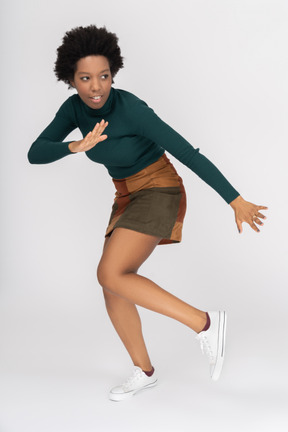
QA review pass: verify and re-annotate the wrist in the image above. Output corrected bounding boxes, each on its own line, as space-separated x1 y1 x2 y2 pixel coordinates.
68 141 78 153
229 195 244 209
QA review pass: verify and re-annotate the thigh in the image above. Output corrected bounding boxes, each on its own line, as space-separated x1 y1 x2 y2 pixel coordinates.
102 234 111 253
98 227 162 277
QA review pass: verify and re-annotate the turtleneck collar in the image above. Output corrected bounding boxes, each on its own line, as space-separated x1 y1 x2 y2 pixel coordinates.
80 87 115 116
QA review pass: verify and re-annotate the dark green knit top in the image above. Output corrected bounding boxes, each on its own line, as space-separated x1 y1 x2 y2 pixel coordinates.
27 87 240 204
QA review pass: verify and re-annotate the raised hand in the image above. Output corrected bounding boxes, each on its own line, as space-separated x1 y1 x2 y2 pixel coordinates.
69 119 109 153
229 195 268 234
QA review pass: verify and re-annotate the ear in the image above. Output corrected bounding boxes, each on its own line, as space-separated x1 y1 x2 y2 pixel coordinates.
69 80 75 88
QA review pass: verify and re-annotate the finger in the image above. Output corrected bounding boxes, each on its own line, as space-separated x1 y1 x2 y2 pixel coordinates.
92 122 100 132
256 212 267 219
93 119 107 130
254 217 264 226
84 132 99 147
81 131 92 145
98 134 108 142
96 126 107 137
92 120 107 136
89 124 100 138
237 221 243 234
92 120 105 134
84 131 95 142
250 222 260 233
97 120 108 135
102 120 109 129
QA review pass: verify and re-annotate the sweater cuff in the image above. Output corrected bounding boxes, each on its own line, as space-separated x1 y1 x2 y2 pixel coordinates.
226 191 241 205
66 141 77 154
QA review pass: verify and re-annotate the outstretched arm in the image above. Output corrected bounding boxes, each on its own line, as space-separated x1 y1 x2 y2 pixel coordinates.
130 99 240 205
130 98 268 233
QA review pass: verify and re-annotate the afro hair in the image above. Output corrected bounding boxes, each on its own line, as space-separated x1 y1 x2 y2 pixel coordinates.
54 25 124 87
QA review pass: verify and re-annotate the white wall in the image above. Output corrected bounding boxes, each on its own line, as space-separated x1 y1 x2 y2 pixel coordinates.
0 1 287 431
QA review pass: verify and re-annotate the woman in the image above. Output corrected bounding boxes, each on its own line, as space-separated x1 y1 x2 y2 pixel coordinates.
27 25 268 402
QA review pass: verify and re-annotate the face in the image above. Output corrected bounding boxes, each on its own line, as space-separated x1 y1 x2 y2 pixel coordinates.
70 55 112 109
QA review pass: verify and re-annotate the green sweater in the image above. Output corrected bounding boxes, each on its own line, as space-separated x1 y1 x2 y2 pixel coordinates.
27 87 240 204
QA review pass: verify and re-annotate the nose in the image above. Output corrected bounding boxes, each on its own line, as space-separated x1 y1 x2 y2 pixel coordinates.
90 78 101 92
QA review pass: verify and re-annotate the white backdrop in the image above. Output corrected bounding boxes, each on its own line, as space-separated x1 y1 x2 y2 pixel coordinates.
0 0 287 431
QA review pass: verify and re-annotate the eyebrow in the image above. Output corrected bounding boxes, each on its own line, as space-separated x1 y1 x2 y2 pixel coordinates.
77 69 110 74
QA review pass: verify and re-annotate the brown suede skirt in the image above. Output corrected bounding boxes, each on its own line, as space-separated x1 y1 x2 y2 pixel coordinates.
105 153 187 245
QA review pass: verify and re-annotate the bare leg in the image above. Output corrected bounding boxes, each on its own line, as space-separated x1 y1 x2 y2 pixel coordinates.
97 228 207 369
101 235 153 371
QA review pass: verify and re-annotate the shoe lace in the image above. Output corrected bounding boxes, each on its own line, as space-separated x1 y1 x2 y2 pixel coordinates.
197 334 214 362
123 368 143 388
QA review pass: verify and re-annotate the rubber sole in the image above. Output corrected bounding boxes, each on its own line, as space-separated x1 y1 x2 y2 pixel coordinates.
109 379 158 401
211 311 227 381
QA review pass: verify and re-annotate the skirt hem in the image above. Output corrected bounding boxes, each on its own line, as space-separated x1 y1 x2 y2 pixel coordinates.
105 225 181 245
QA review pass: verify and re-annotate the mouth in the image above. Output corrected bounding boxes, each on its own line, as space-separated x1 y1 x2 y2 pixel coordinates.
90 95 103 103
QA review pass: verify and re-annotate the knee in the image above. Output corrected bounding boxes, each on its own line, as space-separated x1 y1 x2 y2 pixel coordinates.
97 260 136 295
97 261 113 289
97 259 125 291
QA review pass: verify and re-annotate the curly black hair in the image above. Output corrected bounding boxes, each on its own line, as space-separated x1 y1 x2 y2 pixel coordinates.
54 25 124 87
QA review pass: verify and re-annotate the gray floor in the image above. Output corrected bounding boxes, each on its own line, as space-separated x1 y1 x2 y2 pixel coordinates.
0 304 287 432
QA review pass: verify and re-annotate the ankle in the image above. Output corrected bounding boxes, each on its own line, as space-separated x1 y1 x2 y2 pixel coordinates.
142 366 155 377
196 312 210 334
134 363 154 375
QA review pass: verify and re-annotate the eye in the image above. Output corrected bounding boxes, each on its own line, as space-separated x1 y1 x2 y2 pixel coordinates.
80 76 89 81
101 74 109 80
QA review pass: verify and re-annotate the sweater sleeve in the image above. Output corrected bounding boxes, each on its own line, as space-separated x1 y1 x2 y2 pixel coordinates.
131 99 240 205
27 98 78 164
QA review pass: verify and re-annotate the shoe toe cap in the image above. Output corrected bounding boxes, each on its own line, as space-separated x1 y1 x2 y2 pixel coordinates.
110 386 124 395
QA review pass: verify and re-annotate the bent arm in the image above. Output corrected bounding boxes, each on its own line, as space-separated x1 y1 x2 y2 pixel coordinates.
131 99 240 205
27 113 77 164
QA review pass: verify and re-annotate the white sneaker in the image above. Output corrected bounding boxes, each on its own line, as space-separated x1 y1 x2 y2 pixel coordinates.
195 311 227 381
109 366 158 401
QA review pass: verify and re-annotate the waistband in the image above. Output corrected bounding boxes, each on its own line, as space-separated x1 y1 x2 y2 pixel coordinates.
112 153 183 197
